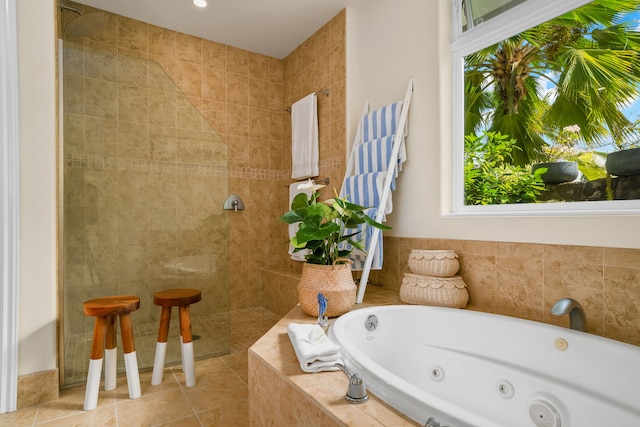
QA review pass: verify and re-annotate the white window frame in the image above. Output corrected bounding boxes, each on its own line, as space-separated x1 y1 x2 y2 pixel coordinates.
450 0 640 216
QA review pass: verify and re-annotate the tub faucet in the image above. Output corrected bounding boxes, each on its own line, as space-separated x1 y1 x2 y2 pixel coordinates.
551 298 587 332
334 362 368 403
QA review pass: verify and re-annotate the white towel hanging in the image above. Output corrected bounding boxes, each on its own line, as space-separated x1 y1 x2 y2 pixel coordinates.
291 93 319 179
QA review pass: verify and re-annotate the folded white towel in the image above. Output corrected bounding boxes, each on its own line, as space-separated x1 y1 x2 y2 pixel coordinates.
291 93 319 179
287 323 342 373
288 181 312 261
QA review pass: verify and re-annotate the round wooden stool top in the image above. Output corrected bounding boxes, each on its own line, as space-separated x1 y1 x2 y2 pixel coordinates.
153 288 201 307
83 296 140 317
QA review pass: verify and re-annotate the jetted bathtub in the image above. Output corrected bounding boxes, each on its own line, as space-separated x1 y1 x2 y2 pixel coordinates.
328 305 640 427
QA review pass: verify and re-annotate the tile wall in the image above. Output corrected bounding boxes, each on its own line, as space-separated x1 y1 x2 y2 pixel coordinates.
367 237 640 346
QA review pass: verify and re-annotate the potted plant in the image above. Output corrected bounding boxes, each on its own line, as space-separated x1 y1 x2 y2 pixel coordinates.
605 118 640 177
280 180 390 316
531 125 583 183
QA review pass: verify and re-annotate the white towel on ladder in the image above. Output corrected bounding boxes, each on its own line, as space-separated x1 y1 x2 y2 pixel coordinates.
291 93 319 179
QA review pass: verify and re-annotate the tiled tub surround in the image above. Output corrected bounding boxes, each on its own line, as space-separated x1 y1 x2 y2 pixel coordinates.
261 238 640 347
248 288 420 427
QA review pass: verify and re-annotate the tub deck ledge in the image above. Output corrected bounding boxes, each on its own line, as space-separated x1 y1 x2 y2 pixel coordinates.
248 288 418 426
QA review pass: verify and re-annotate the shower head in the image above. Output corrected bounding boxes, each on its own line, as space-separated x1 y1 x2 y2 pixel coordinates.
61 4 108 38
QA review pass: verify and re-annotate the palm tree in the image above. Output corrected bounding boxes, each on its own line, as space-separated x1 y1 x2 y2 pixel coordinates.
465 0 640 165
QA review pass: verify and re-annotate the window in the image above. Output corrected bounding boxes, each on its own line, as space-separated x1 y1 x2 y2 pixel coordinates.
451 0 640 215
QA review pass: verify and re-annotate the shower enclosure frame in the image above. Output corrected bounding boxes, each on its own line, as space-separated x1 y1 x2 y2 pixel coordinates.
57 24 232 386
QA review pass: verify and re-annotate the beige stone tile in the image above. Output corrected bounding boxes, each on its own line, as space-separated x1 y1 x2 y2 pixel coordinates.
117 16 147 53
118 85 149 125
149 89 177 127
202 40 226 70
198 400 249 427
0 405 37 426
544 244 603 264
201 67 225 101
158 415 202 427
226 72 249 106
604 266 640 345
148 25 176 57
221 351 249 384
177 94 204 131
495 241 544 258
84 40 118 82
269 57 283 83
85 117 118 156
604 247 640 268
226 104 249 137
85 78 117 120
176 32 202 64
495 257 544 321
117 121 150 159
36 385 114 423
116 388 193 426
184 372 248 413
118 54 149 88
249 109 270 141
543 260 604 333
279 378 321 426
176 60 202 98
36 404 117 426
226 46 249 75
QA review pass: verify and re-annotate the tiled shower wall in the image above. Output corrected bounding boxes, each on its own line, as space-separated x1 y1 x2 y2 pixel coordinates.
61 9 232 339
61 2 348 316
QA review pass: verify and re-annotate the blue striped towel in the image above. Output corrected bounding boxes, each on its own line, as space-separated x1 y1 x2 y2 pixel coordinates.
340 173 390 271
345 208 383 271
361 101 405 142
341 172 392 215
354 136 406 190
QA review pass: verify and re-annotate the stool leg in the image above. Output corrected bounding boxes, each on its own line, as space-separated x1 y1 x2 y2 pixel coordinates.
151 306 172 385
119 313 141 400
179 305 196 387
104 315 117 391
84 316 107 411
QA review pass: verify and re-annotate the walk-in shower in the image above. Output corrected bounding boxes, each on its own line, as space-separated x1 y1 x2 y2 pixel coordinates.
58 6 230 386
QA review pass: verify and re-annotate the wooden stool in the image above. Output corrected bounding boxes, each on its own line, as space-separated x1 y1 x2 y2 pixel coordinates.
151 288 202 387
82 296 141 411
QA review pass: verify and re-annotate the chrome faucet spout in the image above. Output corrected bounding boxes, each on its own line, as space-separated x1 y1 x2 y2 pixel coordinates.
334 362 368 404
551 298 587 332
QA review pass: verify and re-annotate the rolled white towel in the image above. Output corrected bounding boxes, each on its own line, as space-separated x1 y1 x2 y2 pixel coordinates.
287 323 342 373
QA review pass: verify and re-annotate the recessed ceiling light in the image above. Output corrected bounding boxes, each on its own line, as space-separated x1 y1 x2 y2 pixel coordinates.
193 0 207 7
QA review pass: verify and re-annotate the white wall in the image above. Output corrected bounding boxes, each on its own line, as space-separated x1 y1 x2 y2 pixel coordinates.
349 0 640 249
16 0 57 375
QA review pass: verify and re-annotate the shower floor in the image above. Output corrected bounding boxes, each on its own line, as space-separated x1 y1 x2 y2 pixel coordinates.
63 307 281 386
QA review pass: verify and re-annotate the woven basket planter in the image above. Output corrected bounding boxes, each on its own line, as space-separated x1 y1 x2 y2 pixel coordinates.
297 262 356 317
408 250 460 277
399 273 469 308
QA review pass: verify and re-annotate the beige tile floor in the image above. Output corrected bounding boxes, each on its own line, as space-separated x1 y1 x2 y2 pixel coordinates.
1 307 282 427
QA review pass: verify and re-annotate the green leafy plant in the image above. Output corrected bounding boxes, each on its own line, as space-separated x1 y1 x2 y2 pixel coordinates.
464 132 546 205
280 180 390 265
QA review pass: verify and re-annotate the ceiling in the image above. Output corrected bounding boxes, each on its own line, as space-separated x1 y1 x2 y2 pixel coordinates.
77 0 364 59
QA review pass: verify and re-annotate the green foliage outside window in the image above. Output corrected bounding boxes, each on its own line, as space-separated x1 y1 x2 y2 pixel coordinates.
464 132 546 205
